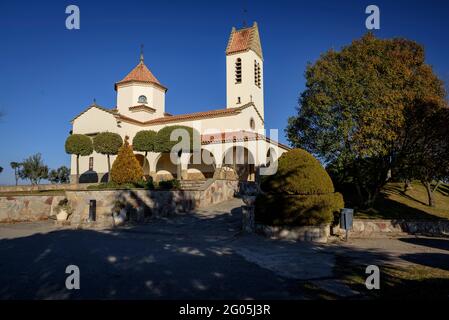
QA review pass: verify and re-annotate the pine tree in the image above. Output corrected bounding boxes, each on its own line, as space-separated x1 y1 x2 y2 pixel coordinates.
111 136 143 184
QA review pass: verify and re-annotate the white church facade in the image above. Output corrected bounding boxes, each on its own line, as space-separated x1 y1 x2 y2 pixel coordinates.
70 22 289 183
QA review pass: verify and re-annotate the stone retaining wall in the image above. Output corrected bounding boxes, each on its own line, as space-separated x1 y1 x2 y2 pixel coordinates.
0 179 239 225
333 219 449 237
66 179 239 228
0 183 95 193
0 195 66 222
256 224 330 243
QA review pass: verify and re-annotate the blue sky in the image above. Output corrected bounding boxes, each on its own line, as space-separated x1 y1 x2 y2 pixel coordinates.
0 0 448 185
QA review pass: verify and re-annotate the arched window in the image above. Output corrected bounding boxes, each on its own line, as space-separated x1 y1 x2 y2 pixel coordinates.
235 58 242 84
138 95 148 104
250 117 255 130
254 60 261 88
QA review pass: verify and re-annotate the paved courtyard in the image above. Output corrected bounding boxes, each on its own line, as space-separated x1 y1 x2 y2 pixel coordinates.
0 198 448 299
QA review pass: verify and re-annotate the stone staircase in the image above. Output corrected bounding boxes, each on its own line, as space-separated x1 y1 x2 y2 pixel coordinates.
179 180 208 190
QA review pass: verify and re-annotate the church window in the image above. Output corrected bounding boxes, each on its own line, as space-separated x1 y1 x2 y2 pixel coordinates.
138 95 148 104
254 60 261 88
237 97 241 104
250 118 255 130
89 157 94 171
235 58 242 83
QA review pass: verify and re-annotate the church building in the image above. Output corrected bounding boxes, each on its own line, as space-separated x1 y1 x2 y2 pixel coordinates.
70 22 289 183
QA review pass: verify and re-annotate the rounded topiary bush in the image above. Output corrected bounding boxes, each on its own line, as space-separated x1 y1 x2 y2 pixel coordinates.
261 148 334 195
256 148 344 226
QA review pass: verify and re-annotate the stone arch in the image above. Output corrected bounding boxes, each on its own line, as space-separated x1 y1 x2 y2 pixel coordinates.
222 146 256 181
188 149 216 180
155 153 177 181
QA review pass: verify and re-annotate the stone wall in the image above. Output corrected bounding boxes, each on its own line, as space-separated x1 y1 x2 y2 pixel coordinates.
63 179 239 228
0 179 238 226
0 183 95 193
255 224 330 243
0 195 66 223
333 219 449 238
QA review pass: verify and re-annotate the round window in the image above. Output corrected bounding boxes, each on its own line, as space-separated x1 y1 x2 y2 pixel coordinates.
138 95 147 104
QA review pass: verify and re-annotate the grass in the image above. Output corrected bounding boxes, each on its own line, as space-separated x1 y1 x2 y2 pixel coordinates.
355 181 449 220
333 256 449 299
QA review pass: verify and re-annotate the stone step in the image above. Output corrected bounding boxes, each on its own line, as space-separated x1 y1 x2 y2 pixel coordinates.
179 180 207 190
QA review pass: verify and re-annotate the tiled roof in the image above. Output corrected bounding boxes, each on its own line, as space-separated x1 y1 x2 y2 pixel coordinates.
129 104 156 113
115 61 167 91
226 22 263 59
201 130 290 150
70 103 117 123
117 102 260 125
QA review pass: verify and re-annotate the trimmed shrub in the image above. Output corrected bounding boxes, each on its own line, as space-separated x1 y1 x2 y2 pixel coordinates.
86 178 155 190
110 137 143 184
260 148 334 195
256 148 344 226
133 130 157 157
158 179 180 190
255 193 344 226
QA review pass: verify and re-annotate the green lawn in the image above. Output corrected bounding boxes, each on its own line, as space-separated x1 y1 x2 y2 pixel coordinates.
355 182 449 220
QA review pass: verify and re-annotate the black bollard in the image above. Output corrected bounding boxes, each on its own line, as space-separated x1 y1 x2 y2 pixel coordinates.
89 199 96 222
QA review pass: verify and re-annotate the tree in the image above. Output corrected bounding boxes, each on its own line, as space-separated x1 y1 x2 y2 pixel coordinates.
155 125 200 180
48 166 71 184
286 33 447 207
395 100 449 207
18 153 49 185
93 132 123 182
65 134 93 184
133 130 157 169
110 136 143 184
10 162 22 186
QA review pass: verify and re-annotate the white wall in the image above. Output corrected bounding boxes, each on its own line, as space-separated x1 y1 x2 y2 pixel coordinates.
116 82 166 121
226 50 264 120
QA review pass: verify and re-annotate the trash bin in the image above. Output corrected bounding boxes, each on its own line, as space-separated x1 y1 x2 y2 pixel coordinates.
340 208 354 230
340 208 353 241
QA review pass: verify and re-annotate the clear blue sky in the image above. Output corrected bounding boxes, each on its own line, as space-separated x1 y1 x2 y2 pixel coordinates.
0 0 448 185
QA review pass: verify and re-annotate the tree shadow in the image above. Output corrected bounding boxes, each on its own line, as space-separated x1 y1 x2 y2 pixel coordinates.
358 192 441 220
0 205 301 300
398 237 449 252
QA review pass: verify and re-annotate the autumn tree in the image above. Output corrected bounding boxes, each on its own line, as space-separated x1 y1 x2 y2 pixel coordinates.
111 136 143 184
286 33 447 207
65 134 93 184
395 100 449 207
93 132 123 182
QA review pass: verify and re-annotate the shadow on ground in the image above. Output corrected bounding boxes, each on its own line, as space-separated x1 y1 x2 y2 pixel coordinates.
1 198 449 300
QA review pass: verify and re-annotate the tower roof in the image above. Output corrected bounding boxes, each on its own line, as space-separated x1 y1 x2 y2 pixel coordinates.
115 60 167 91
226 22 263 59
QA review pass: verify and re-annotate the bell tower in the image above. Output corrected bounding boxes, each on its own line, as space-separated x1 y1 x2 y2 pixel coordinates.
225 22 264 120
